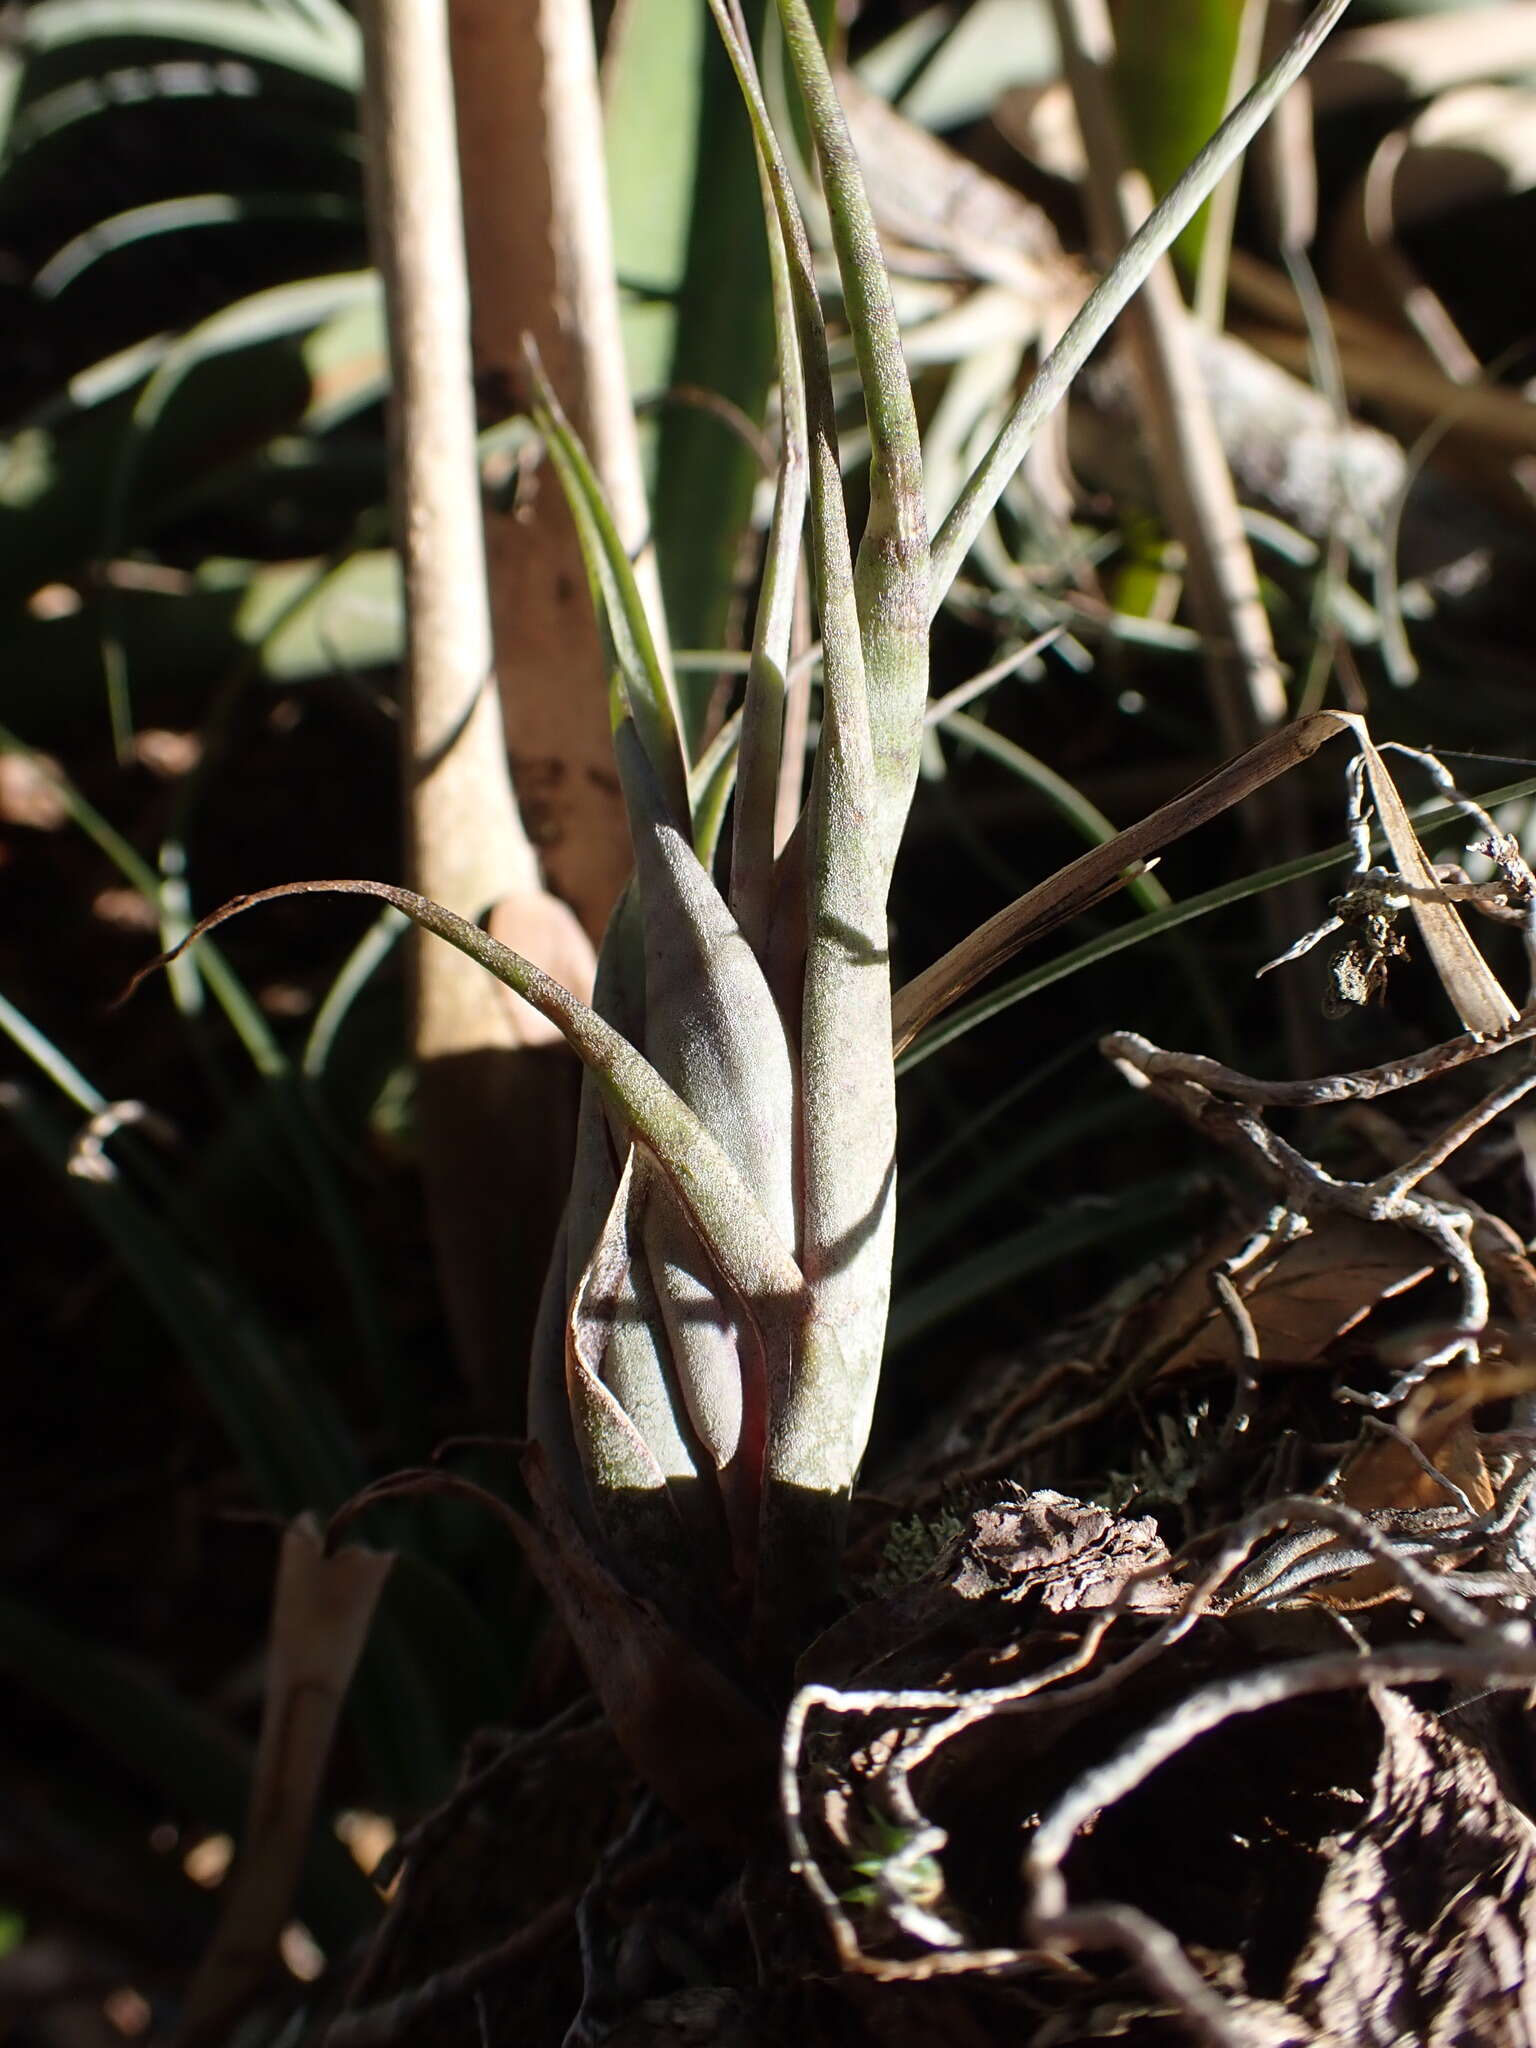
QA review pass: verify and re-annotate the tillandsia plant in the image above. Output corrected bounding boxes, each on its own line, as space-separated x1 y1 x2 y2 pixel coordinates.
139 0 1359 1826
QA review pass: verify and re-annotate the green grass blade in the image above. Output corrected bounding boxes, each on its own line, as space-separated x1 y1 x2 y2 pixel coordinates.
895 1097 1123 1275
0 985 104 1115
888 1171 1200 1350
302 903 409 1080
688 705 742 875
900 1029 1099 1203
19 0 361 95
34 191 362 298
939 711 1173 916
0 719 266 1042
1114 0 1248 286
0 723 405 1426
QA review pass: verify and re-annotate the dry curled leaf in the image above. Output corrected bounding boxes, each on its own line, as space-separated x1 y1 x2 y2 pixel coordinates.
1343 716 1518 1041
1312 5 1536 111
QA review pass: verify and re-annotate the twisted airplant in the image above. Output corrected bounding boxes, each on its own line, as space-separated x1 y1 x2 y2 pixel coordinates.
142 0 1354 1824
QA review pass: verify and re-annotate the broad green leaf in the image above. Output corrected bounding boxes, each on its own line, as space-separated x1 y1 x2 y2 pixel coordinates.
1113 0 1249 280
1 553 402 738
626 0 779 734
606 0 777 742
0 275 380 610
96 272 382 748
18 0 360 100
872 0 1058 127
605 0 706 405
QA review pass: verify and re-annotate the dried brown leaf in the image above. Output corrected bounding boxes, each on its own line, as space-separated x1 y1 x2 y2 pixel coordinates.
946 1489 1178 1614
177 1517 392 2047
1391 85 1536 227
1152 1216 1435 1376
516 1445 776 1848
1341 717 1518 1040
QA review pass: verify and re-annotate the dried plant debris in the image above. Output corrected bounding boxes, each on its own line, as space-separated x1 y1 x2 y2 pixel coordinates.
1283 1690 1536 2046
1256 739 1533 1036
944 1491 1178 1615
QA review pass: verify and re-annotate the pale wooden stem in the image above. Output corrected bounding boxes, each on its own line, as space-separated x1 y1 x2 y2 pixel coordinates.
361 0 579 1396
448 0 666 939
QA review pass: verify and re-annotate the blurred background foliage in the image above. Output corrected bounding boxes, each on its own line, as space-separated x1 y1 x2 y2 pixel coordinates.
4 0 1536 2039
